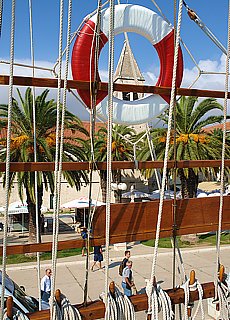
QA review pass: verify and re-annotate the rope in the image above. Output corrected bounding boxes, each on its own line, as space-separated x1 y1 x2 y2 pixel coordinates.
146 280 174 320
180 279 204 320
104 0 115 306
183 0 227 55
82 0 102 305
51 0 72 315
146 0 183 317
3 308 29 320
214 0 230 310
52 0 109 77
150 0 183 287
101 287 136 320
0 1 15 319
28 0 41 310
51 0 65 314
216 280 230 319
50 294 81 320
0 0 3 38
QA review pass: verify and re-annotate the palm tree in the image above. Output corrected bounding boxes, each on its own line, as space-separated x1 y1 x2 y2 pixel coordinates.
0 88 89 242
93 124 135 202
137 96 229 198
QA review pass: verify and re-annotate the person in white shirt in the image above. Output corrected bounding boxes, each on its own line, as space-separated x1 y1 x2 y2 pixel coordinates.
41 268 52 302
122 261 134 296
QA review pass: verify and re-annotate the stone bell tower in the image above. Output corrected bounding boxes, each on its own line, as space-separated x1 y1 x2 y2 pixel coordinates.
114 35 146 132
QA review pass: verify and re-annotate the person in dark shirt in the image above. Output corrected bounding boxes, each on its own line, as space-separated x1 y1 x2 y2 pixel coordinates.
91 245 103 271
119 250 131 276
122 250 131 268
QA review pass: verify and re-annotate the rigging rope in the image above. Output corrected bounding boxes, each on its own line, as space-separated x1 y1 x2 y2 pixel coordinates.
0 1 15 319
51 0 64 311
104 0 115 306
147 0 183 318
181 279 204 320
101 286 136 320
0 0 3 38
51 0 73 314
28 0 42 310
214 1 230 318
183 0 227 55
146 279 174 320
52 0 110 77
82 0 102 305
53 0 73 301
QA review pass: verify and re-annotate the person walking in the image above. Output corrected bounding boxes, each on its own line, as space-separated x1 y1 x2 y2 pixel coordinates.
122 260 134 297
91 245 103 271
41 268 52 302
119 250 130 276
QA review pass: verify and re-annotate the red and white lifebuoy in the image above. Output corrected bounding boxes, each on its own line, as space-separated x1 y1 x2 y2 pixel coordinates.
71 4 183 125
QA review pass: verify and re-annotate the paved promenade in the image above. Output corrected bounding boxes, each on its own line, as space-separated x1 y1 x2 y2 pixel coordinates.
5 240 230 319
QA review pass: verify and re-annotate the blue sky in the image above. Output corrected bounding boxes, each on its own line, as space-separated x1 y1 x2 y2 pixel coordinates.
0 0 229 119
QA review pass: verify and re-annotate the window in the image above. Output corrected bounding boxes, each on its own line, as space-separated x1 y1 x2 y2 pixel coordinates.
122 92 130 101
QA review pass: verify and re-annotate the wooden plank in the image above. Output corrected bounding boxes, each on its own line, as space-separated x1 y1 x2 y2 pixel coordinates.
0 239 85 256
92 196 230 243
0 160 229 173
27 282 215 320
1 75 230 99
1 196 229 256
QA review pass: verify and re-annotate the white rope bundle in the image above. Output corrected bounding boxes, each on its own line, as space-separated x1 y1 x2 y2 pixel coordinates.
3 308 29 320
146 280 173 320
215 280 230 320
50 294 82 320
101 287 135 320
180 279 204 320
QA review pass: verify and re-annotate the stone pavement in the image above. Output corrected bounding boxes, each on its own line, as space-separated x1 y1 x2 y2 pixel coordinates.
5 240 230 319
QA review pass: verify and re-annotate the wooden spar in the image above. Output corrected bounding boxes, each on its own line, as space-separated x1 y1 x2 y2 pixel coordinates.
0 159 229 172
27 282 215 320
92 197 230 243
1 196 230 256
1 75 230 99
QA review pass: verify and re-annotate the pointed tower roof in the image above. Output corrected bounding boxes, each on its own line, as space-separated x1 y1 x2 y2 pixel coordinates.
114 36 145 83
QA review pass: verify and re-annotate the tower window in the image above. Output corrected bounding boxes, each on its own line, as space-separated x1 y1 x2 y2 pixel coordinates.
133 92 138 100
123 92 130 101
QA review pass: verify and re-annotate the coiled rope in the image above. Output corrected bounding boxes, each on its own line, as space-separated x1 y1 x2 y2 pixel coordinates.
0 1 15 319
146 280 174 320
101 286 135 320
213 1 230 318
216 280 230 319
51 294 81 320
3 308 29 320
181 279 204 320
147 0 183 318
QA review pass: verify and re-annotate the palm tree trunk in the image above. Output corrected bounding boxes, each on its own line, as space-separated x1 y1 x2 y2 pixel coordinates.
26 184 43 243
100 170 107 203
112 170 122 203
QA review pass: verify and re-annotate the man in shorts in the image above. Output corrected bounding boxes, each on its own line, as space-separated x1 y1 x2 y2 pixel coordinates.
91 245 103 271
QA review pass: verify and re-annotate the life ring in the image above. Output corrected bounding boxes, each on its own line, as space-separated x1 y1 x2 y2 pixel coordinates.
71 4 183 125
